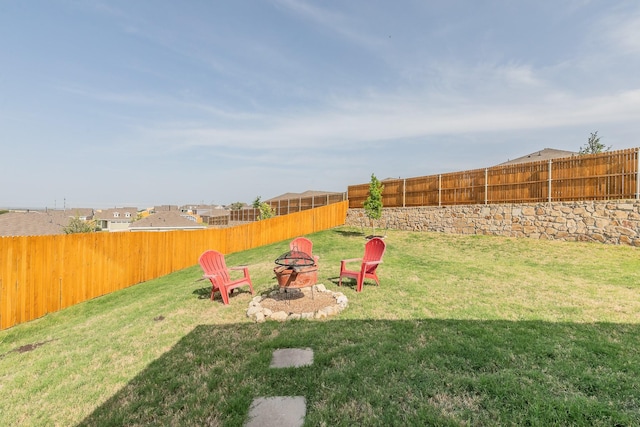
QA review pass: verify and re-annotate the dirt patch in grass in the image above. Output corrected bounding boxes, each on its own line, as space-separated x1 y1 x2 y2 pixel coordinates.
0 339 55 359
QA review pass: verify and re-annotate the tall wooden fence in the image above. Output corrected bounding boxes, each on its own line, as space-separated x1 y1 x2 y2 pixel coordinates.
230 193 346 222
0 201 348 330
348 148 640 208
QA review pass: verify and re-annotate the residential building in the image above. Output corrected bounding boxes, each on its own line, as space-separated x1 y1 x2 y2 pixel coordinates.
498 148 578 166
94 207 138 232
0 208 94 236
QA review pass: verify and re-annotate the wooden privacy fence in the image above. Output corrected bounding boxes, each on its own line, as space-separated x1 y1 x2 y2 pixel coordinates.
348 148 640 208
0 201 348 330
230 193 346 222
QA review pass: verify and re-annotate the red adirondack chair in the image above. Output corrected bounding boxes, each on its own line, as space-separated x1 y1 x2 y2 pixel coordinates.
338 237 386 292
198 250 254 304
289 236 319 265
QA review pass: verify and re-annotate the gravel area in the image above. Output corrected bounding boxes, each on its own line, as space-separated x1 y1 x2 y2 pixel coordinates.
259 289 337 314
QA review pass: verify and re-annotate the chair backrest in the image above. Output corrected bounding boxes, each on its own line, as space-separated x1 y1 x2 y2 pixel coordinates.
198 250 231 284
290 237 313 257
363 237 386 264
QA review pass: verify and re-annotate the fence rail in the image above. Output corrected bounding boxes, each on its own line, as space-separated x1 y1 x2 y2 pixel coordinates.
229 193 346 222
0 201 348 330
348 148 640 208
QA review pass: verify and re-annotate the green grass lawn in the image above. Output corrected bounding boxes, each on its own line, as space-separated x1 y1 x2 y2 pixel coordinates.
1 227 639 426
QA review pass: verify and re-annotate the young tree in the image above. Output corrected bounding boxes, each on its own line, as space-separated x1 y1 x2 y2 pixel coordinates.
579 131 611 154
258 203 275 220
63 216 99 234
252 196 275 220
229 202 244 210
363 173 384 236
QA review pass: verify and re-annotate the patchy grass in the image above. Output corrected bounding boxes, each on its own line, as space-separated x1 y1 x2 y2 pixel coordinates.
1 227 639 426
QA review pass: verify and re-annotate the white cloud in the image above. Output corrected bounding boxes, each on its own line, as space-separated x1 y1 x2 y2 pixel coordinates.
136 85 640 153
498 63 545 87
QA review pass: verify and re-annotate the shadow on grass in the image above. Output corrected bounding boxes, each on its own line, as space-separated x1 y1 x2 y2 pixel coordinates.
78 319 640 426
325 276 383 292
192 286 211 299
192 284 256 302
325 276 361 292
333 229 365 237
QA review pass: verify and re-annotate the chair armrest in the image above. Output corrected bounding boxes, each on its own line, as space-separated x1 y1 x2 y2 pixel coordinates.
340 258 362 263
203 274 220 289
360 260 382 274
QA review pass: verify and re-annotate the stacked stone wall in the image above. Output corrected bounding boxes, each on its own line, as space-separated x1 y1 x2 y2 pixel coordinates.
346 200 640 246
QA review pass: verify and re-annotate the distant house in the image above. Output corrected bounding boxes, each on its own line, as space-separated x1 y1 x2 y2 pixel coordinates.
63 208 94 221
178 204 228 224
128 211 206 232
498 148 578 166
94 207 138 232
199 207 231 227
0 208 94 236
180 204 225 215
225 202 248 210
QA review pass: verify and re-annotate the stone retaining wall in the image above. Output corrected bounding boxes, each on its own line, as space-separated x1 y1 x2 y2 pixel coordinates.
346 200 640 246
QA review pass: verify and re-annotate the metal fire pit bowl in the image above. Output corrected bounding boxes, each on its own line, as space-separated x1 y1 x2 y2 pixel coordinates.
274 250 318 288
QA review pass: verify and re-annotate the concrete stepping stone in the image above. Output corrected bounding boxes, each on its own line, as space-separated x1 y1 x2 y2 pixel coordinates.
245 396 306 427
269 347 314 368
245 348 314 425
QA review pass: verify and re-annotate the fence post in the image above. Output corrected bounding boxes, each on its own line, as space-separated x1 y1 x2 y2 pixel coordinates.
403 178 406 207
438 174 442 207
484 168 488 205
548 159 553 204
636 149 640 199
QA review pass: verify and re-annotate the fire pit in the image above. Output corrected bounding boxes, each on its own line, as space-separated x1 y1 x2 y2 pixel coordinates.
274 250 318 288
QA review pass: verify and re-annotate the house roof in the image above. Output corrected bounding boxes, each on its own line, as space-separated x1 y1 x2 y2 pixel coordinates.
0 211 73 236
201 208 230 218
94 207 138 221
498 148 578 166
183 205 229 217
59 208 94 218
128 211 206 231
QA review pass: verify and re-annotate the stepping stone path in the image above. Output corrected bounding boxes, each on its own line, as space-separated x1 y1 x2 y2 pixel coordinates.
245 348 314 427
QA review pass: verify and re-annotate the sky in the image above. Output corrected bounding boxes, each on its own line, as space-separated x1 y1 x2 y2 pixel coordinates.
2 1 640 209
